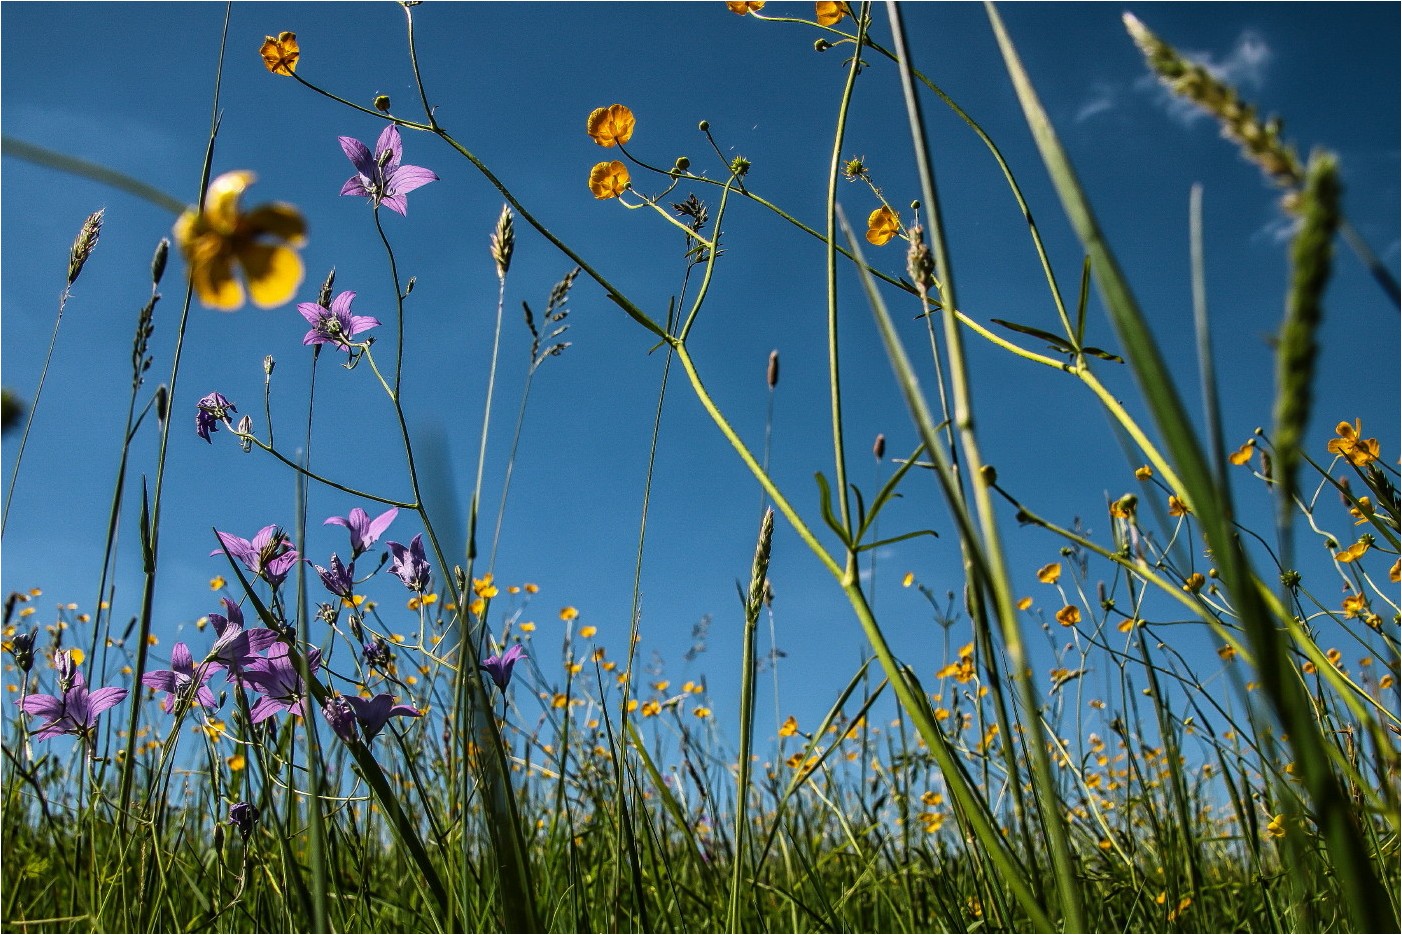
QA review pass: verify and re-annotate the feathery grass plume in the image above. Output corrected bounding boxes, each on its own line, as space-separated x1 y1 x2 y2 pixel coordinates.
490 203 515 280
1123 13 1303 191
1272 150 1340 519
67 209 104 285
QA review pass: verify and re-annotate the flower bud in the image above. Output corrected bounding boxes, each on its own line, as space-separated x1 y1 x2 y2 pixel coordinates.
8 628 38 673
318 268 336 308
237 415 254 453
674 156 691 172
151 238 170 286
814 38 832 51
374 94 391 113
405 276 416 295
228 802 260 840
767 350 780 389
873 433 885 461
698 120 710 133
263 355 276 377
980 464 997 486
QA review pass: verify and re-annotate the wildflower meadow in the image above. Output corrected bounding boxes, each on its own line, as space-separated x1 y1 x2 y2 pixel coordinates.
2 3 1398 932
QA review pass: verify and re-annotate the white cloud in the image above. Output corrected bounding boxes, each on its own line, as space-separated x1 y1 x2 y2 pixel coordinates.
1075 83 1119 124
1251 213 1300 246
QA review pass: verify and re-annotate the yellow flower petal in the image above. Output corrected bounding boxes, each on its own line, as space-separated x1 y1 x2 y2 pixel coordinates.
586 104 636 148
1036 562 1062 584
260 32 300 76
239 243 305 309
815 1 849 26
865 205 899 246
588 160 630 199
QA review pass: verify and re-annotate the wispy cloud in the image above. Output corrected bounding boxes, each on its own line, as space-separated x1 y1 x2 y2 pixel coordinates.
1136 29 1274 127
1075 83 1119 124
1251 213 1300 246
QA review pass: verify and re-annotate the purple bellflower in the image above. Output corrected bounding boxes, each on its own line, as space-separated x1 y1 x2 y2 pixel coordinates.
211 525 299 589
339 125 438 216
142 641 222 713
196 391 236 443
344 693 422 742
481 644 527 692
323 694 359 742
17 650 128 744
386 534 431 593
208 598 281 679
241 643 322 724
324 506 398 558
297 291 380 349
229 801 260 840
311 553 356 602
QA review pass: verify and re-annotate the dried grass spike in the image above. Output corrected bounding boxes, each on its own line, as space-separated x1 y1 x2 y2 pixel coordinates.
68 209 104 285
490 204 515 280
1123 13 1303 189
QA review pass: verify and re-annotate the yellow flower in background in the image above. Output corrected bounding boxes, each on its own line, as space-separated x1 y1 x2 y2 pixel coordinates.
1348 496 1375 525
815 1 850 26
693 706 712 718
1109 494 1137 519
1265 814 1286 839
1055 605 1081 627
901 571 915 588
1036 562 1062 584
209 576 226 591
1227 439 1255 466
865 205 899 245
642 699 661 717
1168 495 1190 517
579 625 597 639
259 32 299 76
174 171 306 310
1335 539 1369 563
1016 596 1033 610
779 715 799 737
1341 592 1367 618
589 160 630 200
726 1 765 14
1390 559 1400 583
1327 419 1380 467
1134 465 1153 480
560 606 579 622
586 104 636 148
1183 573 1205 593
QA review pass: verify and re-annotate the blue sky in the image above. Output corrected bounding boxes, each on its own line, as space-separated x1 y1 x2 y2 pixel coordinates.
2 3 1397 741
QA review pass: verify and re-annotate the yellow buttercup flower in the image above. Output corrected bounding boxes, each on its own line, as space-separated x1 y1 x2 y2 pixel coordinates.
815 1 850 26
726 1 765 14
1036 562 1062 584
865 205 899 246
1055 605 1081 627
259 32 299 76
1134 465 1153 480
1227 439 1255 466
1168 495 1190 517
1334 539 1369 563
174 171 306 311
589 161 630 200
779 715 799 737
1265 814 1286 839
587 104 636 148
1327 419 1380 467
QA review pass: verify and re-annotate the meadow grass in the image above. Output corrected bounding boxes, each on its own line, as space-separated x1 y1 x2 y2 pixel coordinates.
2 3 1398 932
